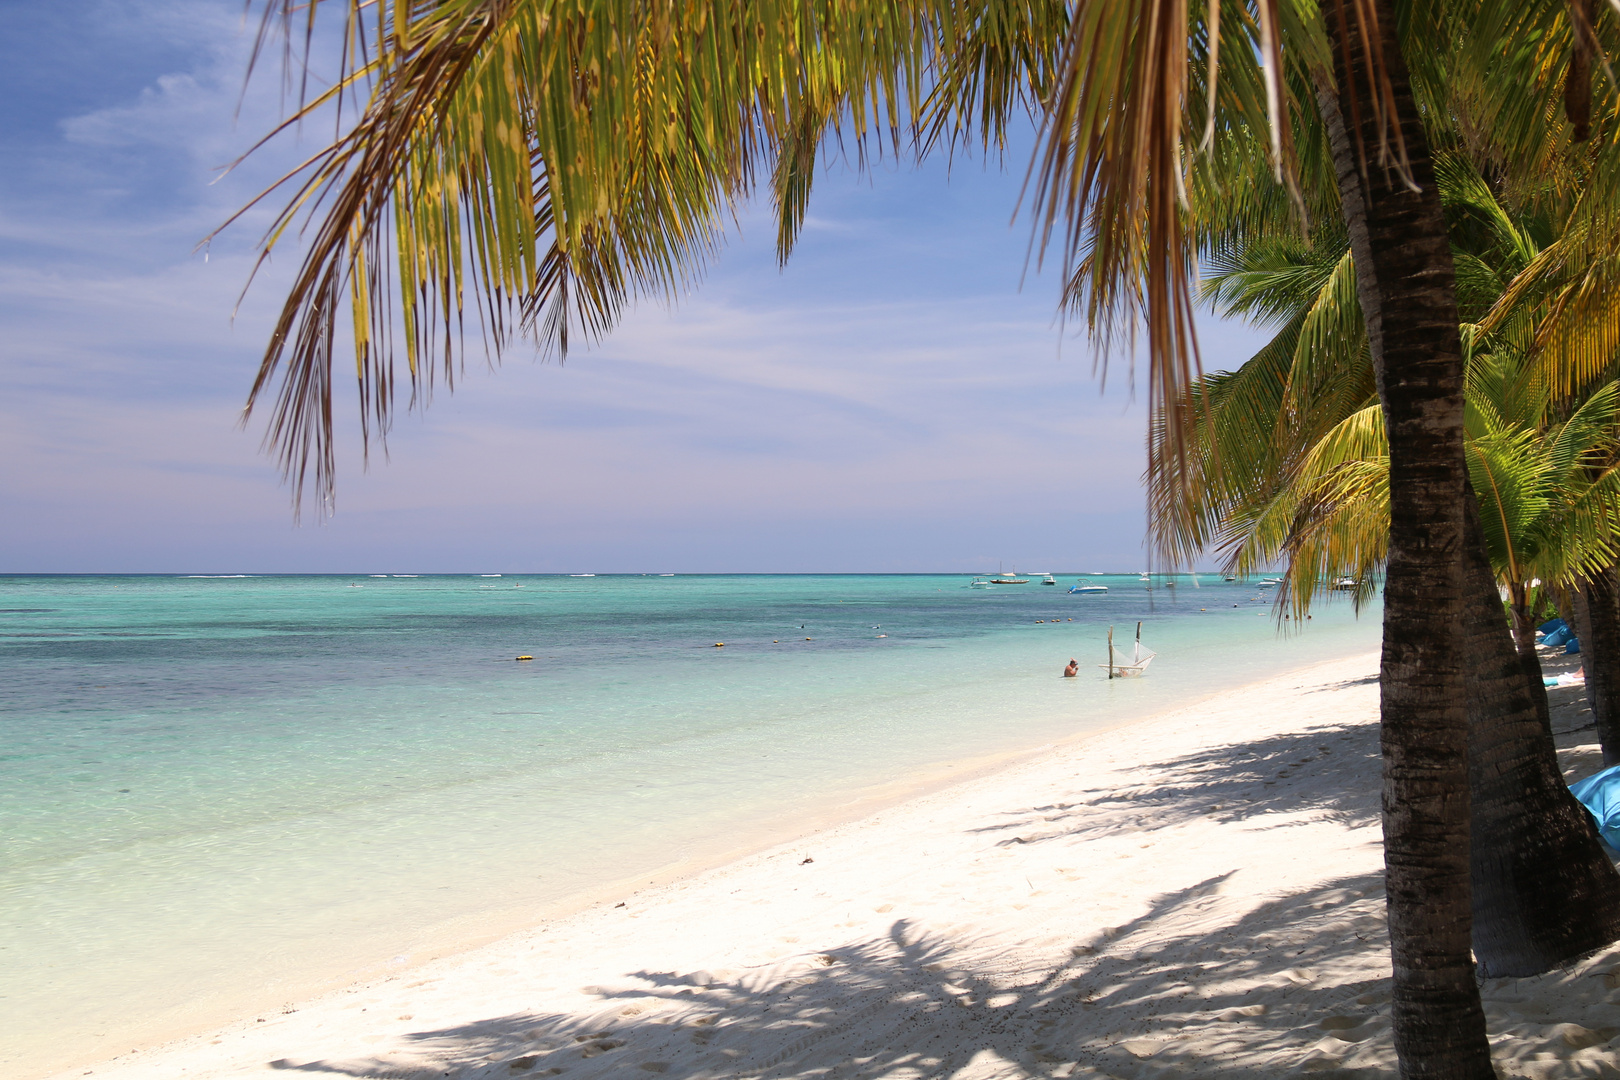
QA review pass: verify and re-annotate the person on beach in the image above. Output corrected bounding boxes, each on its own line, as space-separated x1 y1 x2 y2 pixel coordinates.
1063 658 1079 678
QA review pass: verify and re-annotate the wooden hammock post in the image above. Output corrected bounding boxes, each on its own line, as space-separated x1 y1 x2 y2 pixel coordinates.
1107 625 1114 680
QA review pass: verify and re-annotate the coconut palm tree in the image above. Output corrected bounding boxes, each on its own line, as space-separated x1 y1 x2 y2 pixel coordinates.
229 1 1616 1074
1158 139 1620 982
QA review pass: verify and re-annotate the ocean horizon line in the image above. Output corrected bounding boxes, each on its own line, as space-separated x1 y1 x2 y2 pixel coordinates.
0 569 1277 578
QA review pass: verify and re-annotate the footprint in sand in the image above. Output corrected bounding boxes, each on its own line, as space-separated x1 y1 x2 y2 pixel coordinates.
1553 1023 1616 1049
1120 1039 1165 1058
1319 1015 1382 1041
1217 1004 1267 1021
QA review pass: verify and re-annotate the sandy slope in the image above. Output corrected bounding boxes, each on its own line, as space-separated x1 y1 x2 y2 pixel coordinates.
57 652 1620 1080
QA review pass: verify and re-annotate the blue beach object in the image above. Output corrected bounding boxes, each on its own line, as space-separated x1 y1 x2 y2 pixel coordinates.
1567 636 1582 654
1571 766 1620 850
1543 625 1573 648
1540 617 1568 634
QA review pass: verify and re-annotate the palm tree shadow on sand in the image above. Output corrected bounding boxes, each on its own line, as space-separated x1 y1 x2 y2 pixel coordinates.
970 720 1383 849
266 879 1393 1078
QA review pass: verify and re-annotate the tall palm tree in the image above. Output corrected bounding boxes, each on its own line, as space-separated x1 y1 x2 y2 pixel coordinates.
229 1 1614 1074
1158 141 1620 981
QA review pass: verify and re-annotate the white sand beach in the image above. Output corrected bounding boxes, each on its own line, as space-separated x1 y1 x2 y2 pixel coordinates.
51 652 1620 1080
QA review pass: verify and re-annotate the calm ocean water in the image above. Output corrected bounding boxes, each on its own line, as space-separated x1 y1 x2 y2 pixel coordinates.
0 573 1380 1075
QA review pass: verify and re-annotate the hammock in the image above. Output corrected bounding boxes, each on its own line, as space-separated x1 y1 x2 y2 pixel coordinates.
1101 622 1156 678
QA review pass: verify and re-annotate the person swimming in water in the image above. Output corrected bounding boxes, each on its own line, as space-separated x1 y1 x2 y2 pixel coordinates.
1063 658 1079 678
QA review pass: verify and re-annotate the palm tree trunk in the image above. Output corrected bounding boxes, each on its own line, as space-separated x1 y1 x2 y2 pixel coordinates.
1573 568 1620 764
1315 1 1493 1073
1464 496 1620 975
1508 582 1538 657
1502 579 1556 734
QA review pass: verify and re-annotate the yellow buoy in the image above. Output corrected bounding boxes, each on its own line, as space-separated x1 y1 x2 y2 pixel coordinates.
515 656 533 661
713 642 725 647
805 637 813 641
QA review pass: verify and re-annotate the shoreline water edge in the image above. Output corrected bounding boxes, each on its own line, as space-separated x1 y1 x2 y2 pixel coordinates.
3 574 1383 1077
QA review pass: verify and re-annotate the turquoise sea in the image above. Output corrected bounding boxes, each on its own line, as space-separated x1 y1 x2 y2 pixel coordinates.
0 573 1381 1076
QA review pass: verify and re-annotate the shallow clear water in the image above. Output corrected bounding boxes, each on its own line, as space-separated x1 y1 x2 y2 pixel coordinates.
0 573 1379 1074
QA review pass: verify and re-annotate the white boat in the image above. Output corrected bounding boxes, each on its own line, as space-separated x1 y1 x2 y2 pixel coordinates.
1041 573 1057 585
1069 581 1108 594
970 577 993 588
1331 577 1359 591
1257 578 1280 589
570 573 596 577
989 563 1029 584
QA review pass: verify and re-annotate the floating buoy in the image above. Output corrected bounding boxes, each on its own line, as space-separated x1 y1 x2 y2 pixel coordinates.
515 656 533 661
805 637 813 641
774 640 779 643
713 643 725 648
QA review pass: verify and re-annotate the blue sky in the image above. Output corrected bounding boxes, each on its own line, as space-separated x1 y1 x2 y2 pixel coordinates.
0 1 1269 574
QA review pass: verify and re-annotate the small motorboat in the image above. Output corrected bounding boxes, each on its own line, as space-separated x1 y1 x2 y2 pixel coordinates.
1069 581 1108 594
1257 578 1280 589
1041 573 1058 585
1331 577 1359 591
970 577 993 588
